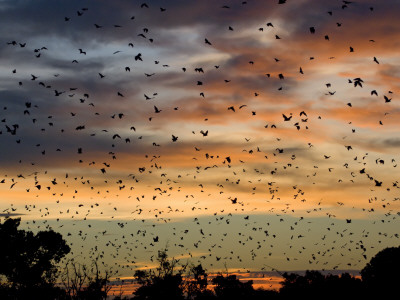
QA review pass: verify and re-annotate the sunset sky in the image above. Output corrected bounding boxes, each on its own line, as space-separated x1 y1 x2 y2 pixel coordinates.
0 0 399 292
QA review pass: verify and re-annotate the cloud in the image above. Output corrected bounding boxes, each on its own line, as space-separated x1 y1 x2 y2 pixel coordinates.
0 212 25 217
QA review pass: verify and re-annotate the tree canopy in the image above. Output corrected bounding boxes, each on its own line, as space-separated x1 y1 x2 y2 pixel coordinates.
361 246 400 295
279 270 364 298
132 249 185 300
0 217 70 299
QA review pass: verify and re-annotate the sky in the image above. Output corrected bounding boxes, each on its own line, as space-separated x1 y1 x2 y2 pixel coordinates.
0 0 399 292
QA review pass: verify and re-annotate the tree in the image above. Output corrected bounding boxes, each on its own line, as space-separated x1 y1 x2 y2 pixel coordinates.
132 249 185 300
212 273 254 300
0 217 70 299
251 287 279 300
279 270 363 298
361 246 400 295
61 258 112 300
185 264 214 300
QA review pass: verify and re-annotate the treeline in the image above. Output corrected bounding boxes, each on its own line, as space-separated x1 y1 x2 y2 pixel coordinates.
1 217 399 299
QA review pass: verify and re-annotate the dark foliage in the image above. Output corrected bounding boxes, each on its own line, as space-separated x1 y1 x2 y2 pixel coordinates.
132 249 185 300
361 246 400 296
0 217 70 299
279 270 364 299
212 274 255 300
75 277 109 300
185 264 215 300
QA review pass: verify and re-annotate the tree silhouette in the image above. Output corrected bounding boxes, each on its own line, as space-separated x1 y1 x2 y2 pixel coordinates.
279 270 364 298
185 264 214 300
361 246 400 296
0 217 70 299
132 248 185 299
61 258 112 299
212 273 254 300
